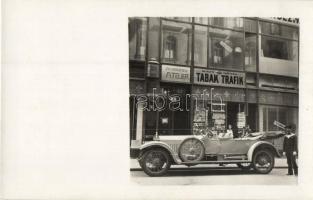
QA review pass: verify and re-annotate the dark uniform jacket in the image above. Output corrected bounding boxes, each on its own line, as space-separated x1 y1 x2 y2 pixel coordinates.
283 134 298 153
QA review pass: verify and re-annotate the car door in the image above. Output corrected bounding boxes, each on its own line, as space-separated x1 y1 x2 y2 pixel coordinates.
202 136 222 154
219 139 255 154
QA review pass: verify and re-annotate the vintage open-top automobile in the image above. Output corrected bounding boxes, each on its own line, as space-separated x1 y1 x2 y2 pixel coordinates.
131 130 285 176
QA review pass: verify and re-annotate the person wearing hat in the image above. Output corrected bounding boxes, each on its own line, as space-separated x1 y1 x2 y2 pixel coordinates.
283 124 298 176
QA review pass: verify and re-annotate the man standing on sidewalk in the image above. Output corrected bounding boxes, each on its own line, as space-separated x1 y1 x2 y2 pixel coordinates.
283 124 298 176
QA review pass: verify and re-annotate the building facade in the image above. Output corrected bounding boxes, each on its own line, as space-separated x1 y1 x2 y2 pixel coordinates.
129 17 299 145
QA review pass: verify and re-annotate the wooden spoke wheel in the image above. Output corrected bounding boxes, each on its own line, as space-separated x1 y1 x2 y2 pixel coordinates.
252 150 275 174
140 149 171 177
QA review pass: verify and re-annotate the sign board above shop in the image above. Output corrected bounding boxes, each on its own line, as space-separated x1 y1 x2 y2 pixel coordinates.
194 68 246 88
161 65 190 83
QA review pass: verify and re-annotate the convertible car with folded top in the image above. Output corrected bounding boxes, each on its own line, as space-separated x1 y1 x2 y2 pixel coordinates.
131 131 285 176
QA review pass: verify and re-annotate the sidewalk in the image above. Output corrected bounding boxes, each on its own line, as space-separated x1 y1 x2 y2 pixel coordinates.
130 158 288 170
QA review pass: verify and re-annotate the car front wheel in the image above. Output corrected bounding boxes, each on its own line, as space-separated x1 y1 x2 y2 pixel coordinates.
252 149 275 174
140 149 171 177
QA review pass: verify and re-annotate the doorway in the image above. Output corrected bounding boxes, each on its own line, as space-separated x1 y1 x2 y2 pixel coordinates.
226 102 244 138
158 83 191 135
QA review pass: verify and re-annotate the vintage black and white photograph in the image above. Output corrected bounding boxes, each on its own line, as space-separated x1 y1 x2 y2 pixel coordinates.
129 17 299 185
4 1 313 199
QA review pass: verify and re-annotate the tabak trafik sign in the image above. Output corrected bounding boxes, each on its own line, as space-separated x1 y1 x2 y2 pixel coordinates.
194 68 246 88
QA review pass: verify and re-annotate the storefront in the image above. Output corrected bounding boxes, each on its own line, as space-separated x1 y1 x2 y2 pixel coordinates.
129 17 299 145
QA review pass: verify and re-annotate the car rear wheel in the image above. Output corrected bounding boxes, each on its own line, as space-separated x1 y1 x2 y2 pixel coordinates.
140 149 171 177
237 163 252 170
252 150 275 174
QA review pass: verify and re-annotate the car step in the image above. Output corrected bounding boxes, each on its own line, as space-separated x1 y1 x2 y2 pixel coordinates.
181 160 251 165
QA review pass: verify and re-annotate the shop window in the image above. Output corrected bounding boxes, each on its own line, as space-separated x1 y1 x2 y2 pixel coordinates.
209 17 243 30
261 36 298 61
148 18 160 61
260 106 298 133
162 20 192 65
260 21 298 40
209 28 244 70
129 17 147 60
194 25 208 67
268 107 277 131
245 33 257 71
193 100 217 135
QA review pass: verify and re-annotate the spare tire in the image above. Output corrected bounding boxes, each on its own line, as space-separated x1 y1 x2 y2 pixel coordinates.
179 138 205 162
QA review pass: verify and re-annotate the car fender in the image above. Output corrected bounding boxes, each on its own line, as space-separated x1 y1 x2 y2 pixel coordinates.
139 141 182 164
247 141 281 161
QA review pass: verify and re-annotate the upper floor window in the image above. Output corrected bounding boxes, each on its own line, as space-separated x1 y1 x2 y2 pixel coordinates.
194 25 208 67
194 17 208 24
245 33 257 71
129 17 147 60
162 20 192 65
165 17 191 22
209 28 244 70
260 21 298 40
244 18 257 33
209 17 243 30
212 39 224 65
164 36 176 61
148 18 160 61
261 36 298 61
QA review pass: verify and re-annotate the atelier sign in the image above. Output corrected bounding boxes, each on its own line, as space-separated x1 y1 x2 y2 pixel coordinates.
161 65 190 83
194 68 246 88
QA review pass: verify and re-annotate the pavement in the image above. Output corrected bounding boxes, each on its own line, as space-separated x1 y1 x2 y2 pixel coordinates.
130 157 289 170
130 167 297 185
130 158 297 185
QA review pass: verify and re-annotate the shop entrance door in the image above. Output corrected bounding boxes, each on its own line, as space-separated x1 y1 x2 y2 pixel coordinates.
159 83 191 135
227 102 238 132
226 102 244 138
247 103 257 132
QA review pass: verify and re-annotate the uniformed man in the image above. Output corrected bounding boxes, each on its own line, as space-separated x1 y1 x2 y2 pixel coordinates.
283 125 298 176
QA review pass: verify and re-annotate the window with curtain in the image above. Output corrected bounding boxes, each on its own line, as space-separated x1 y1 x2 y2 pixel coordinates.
162 20 192 65
164 35 176 61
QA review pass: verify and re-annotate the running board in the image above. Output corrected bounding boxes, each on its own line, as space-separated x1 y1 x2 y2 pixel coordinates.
223 155 247 160
181 160 251 165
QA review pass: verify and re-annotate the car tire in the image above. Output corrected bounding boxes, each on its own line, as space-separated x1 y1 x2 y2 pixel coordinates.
237 163 252 170
252 149 275 174
179 138 205 162
140 148 171 177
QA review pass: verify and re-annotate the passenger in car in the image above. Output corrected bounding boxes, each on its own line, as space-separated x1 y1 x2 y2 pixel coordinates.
219 124 233 139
